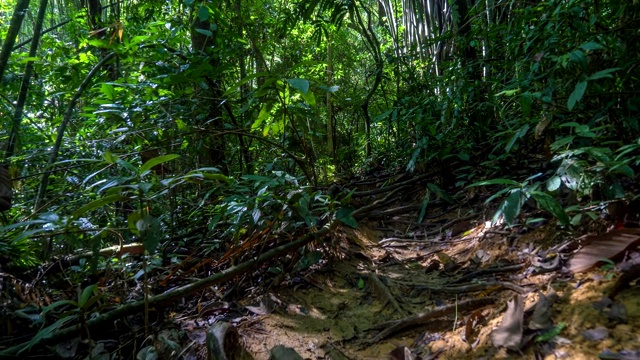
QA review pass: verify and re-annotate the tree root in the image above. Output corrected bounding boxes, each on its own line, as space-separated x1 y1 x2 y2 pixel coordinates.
363 297 497 345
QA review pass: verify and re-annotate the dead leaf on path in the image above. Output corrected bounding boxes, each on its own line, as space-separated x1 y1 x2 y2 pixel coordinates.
567 228 640 273
581 326 609 341
388 346 414 360
527 289 558 330
490 295 524 351
464 309 486 346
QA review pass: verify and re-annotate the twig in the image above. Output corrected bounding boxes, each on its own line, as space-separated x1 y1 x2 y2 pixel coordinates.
378 213 478 245
414 281 530 295
451 263 526 284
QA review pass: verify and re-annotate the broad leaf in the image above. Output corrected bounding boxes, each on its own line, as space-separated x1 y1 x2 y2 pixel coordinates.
567 81 588 111
546 176 562 191
197 5 209 22
496 189 526 225
73 194 128 218
286 78 310 95
467 179 520 187
491 295 524 350
336 207 358 228
427 182 455 204
587 68 621 81
137 215 162 254
78 285 98 307
530 191 570 226
567 228 640 273
580 41 605 51
139 154 179 175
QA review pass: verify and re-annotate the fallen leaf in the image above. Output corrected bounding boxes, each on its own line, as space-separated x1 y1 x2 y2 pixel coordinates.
607 302 628 324
528 290 558 330
567 228 640 273
581 327 609 341
464 309 486 346
598 349 640 360
491 295 524 351
388 346 414 360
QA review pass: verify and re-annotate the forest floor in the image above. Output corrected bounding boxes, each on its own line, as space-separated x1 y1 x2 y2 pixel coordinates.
3 170 640 359
179 170 640 359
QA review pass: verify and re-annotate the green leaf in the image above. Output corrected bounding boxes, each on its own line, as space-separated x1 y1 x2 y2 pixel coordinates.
495 89 519 97
252 104 271 131
116 158 138 173
535 322 566 343
567 81 587 111
78 285 98 307
485 187 513 204
103 151 118 164
497 189 526 225
138 215 162 254
301 90 316 106
587 68 620 81
139 154 179 175
505 124 530 153
197 5 209 22
286 78 310 95
336 207 358 228
467 179 520 187
417 191 430 223
520 93 533 118
41 300 77 315
546 176 562 191
100 83 115 100
20 318 78 354
427 183 455 204
530 191 570 226
195 28 212 36
128 210 145 234
580 42 604 51
73 194 128 218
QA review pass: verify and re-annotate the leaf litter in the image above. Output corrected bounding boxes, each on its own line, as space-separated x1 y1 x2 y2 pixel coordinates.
4 172 640 359
222 179 640 359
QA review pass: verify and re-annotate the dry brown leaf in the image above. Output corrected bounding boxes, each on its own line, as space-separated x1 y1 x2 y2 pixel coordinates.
490 295 524 351
388 346 414 360
567 228 640 273
464 309 486 346
527 289 558 330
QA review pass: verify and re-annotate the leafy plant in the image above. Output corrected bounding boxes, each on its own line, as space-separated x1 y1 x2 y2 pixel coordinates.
468 175 570 226
18 285 104 354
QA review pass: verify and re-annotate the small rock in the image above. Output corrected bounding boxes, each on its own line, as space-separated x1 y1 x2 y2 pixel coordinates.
269 345 303 360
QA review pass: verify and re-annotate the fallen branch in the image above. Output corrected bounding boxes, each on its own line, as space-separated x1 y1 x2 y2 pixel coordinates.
0 220 336 356
368 272 404 315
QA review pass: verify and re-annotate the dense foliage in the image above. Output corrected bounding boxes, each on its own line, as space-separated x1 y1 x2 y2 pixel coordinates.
1 0 639 268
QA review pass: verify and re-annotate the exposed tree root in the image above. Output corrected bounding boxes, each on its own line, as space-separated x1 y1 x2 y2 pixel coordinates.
364 297 497 345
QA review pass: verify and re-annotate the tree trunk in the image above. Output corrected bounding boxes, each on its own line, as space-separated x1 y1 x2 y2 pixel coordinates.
190 13 228 174
0 0 31 82
326 32 335 160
